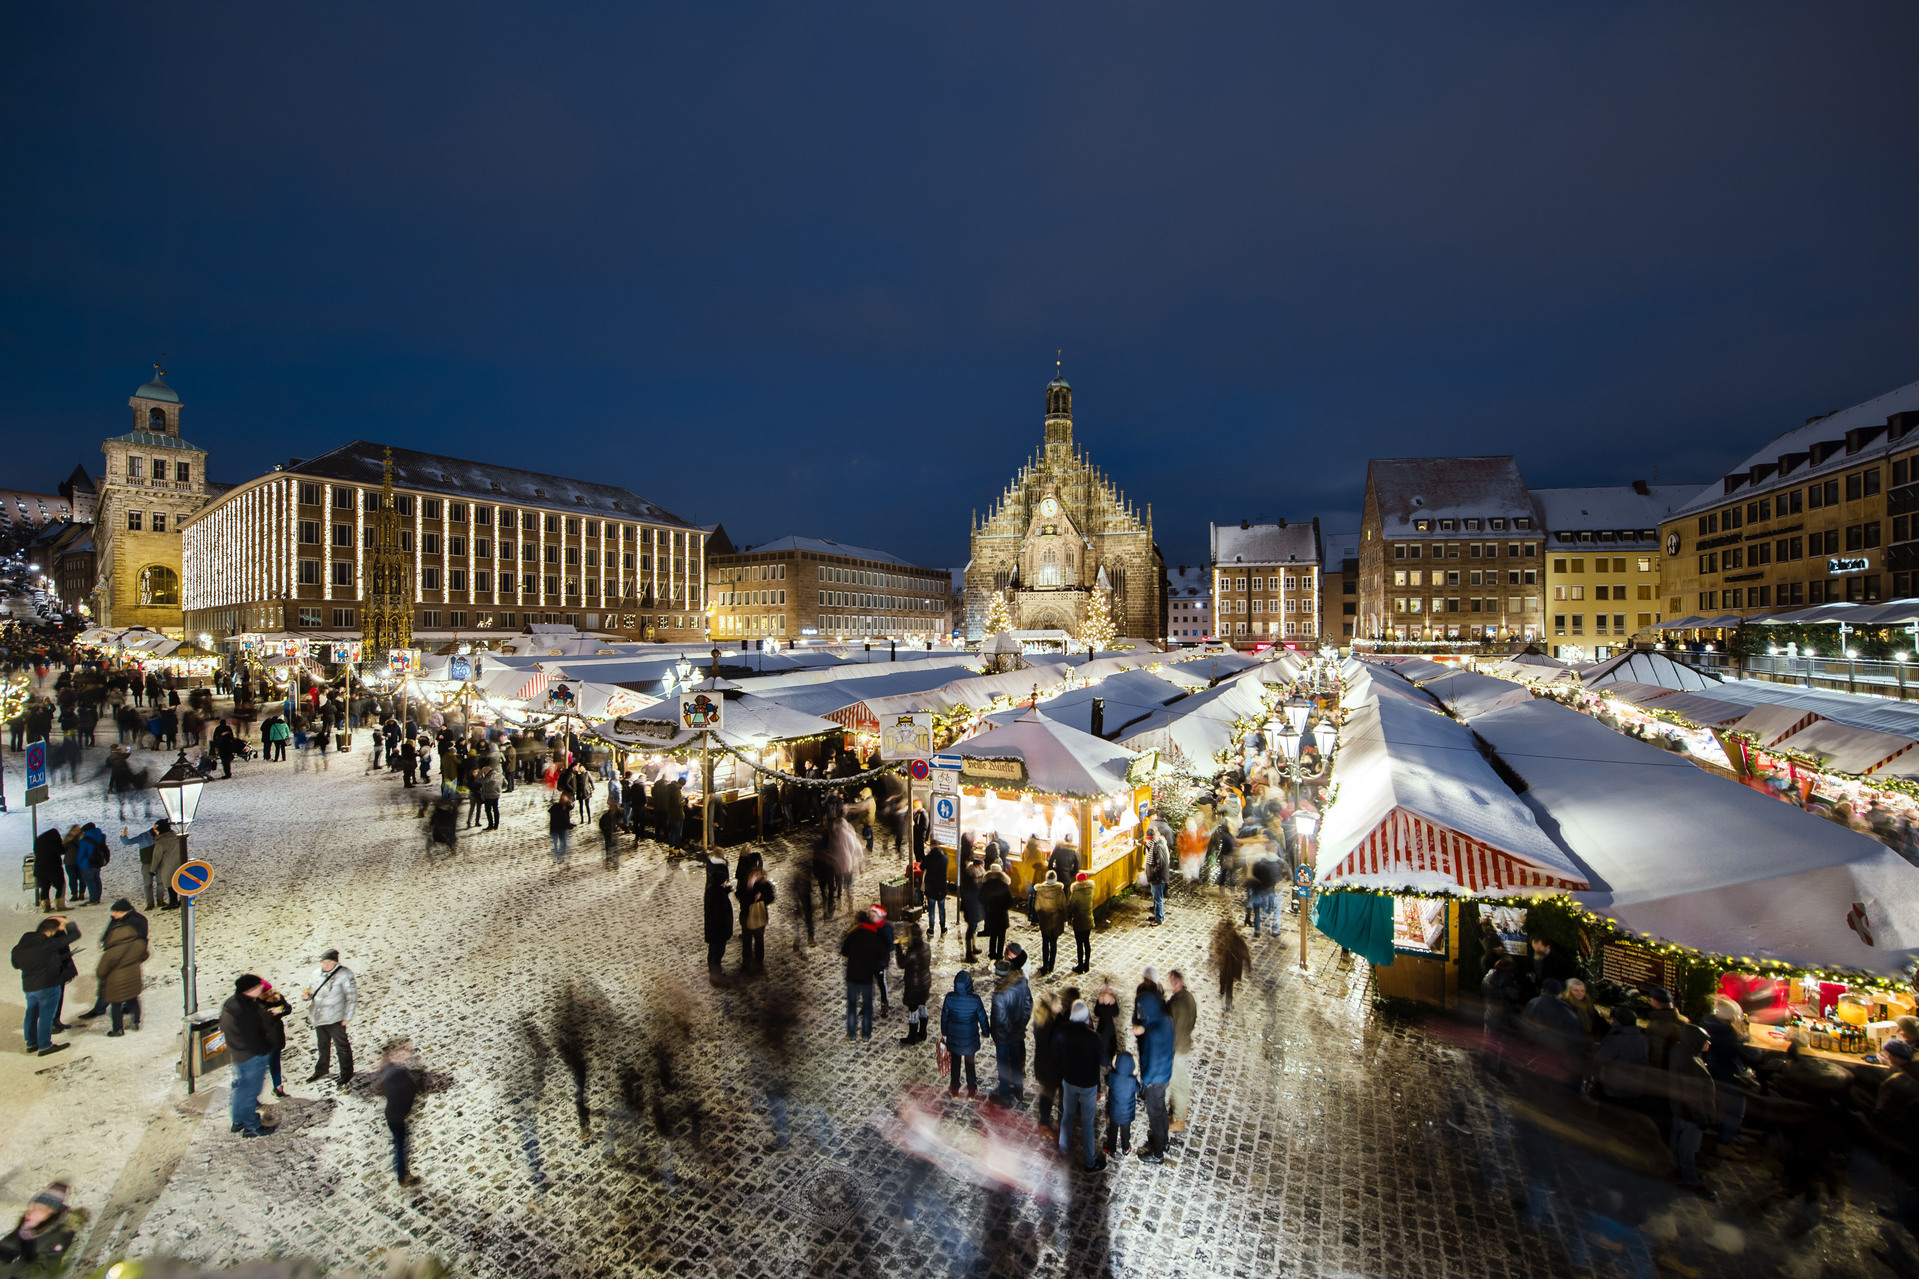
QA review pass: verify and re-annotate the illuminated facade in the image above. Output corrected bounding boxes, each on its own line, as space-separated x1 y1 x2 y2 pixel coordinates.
1209 519 1321 649
964 373 1167 641
93 369 214 633
706 531 952 643
182 440 706 644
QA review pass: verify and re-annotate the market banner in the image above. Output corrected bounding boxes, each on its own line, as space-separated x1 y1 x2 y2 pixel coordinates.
959 756 1026 788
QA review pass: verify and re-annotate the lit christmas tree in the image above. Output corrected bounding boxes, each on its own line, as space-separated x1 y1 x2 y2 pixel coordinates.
983 590 1014 637
1079 585 1117 653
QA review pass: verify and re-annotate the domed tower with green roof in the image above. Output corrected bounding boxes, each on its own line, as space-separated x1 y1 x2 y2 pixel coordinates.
93 365 212 632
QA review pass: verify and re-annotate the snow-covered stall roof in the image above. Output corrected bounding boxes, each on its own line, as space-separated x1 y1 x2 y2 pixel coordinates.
950 709 1137 797
1768 718 1919 776
1365 656 1454 682
1469 699 1919 975
1702 680 1919 740
1580 650 1722 692
1314 694 1590 896
1417 670 1532 719
593 692 843 752
1114 678 1270 764
752 666 989 726
980 669 1192 738
1597 680 1748 726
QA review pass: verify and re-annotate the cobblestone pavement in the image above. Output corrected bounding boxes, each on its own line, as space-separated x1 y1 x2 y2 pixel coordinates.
0 742 1908 1278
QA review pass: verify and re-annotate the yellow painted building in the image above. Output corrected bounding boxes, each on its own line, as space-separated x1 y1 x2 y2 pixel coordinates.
1533 484 1695 659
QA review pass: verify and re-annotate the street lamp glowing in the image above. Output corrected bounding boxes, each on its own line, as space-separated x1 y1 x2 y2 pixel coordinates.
1847 649 1860 660
155 751 206 831
1313 720 1337 755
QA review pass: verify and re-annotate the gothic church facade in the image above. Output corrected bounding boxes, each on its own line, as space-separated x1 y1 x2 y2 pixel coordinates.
965 374 1166 642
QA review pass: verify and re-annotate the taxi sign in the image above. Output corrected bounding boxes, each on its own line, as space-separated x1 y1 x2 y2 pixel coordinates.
173 860 214 898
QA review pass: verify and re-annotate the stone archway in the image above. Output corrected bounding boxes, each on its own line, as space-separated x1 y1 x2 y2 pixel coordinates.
1019 600 1080 636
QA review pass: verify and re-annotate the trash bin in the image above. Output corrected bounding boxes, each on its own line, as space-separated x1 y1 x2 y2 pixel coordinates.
879 876 914 917
188 1012 230 1076
336 732 351 752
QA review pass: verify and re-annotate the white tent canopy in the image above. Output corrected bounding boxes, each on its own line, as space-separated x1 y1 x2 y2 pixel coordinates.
1469 699 1919 976
1580 649 1722 692
1416 669 1533 719
593 691 842 753
1314 694 1590 896
949 709 1138 798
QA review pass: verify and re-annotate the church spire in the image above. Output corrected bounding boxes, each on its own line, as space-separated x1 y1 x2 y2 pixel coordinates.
1044 360 1072 454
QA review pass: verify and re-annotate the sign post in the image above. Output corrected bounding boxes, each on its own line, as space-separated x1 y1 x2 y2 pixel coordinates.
24 739 48 808
679 691 724 852
173 859 214 1093
929 754 961 851
1294 863 1315 972
881 714 932 869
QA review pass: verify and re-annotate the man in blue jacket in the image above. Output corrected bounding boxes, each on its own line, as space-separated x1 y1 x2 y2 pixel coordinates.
938 971 990 1097
1132 970 1176 1162
989 943 1033 1107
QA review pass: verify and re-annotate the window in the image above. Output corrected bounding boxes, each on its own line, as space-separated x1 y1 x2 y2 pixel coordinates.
1392 545 1405 560
175 463 191 485
423 499 441 519
545 545 559 563
565 546 581 565
1235 577 1247 590
423 533 440 555
1439 519 1455 531
423 611 441 629
396 495 414 516
298 559 320 585
1637 556 1652 572
332 608 357 627
475 539 490 558
126 511 142 531
127 456 144 478
450 502 467 522
450 536 466 556
475 572 491 593
545 575 559 595
299 520 320 544
1553 558 1567 573
1783 489 1803 515
335 488 355 509
422 567 440 589
1554 614 1567 635
151 512 166 532
295 607 322 627
137 564 179 605
332 523 350 546
149 458 168 482
1514 517 1532 530
1867 521 1882 548
331 562 353 586
298 482 321 504
1725 548 1743 569
449 569 466 591
1637 584 1653 600
449 611 468 628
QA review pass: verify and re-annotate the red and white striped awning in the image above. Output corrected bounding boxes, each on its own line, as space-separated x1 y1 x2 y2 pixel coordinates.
1325 807 1589 893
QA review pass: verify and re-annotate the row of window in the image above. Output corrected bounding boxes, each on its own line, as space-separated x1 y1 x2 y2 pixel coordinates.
1217 598 1308 614
1696 526 1882 575
1552 614 1648 636
721 589 788 607
297 484 694 552
124 456 192 484
1226 619 1317 636
816 591 938 611
1391 542 1537 561
1215 574 1308 593
1392 596 1541 614
1393 569 1539 587
815 564 941 591
125 511 188 532
1409 516 1532 532
296 560 679 600
1552 584 1655 600
1695 578 1877 610
1698 469 1880 536
1552 557 1654 574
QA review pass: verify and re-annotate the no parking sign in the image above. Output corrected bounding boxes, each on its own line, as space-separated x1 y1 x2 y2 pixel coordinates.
23 739 47 807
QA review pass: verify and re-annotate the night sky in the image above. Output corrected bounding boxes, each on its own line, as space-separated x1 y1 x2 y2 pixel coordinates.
5 4 1917 573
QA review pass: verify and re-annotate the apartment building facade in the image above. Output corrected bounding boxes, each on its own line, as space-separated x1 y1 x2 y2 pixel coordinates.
181 440 707 644
1357 457 1545 642
1659 380 1919 622
1209 520 1322 648
1533 483 1694 658
706 533 952 644
1321 531 1359 642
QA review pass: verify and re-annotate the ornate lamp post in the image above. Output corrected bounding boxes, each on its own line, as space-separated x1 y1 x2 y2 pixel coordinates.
154 751 208 1021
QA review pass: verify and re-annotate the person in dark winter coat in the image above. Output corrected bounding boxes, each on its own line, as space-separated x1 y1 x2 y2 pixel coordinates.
1047 838 1080 892
978 863 1013 962
1210 918 1251 1009
376 1038 423 1186
736 866 776 975
989 944 1033 1105
703 855 735 980
220 975 277 1137
958 852 985 962
0 1182 80 1275
1092 986 1122 1074
1068 871 1097 973
1522 977 1585 1058
1105 1051 1140 1154
939 970 990 1096
1033 871 1068 975
897 923 932 1045
921 842 950 937
32 829 65 912
1132 977 1175 1160
12 917 80 1055
1482 956 1522 1044
91 904 148 1035
1592 1005 1651 1103
840 910 890 1043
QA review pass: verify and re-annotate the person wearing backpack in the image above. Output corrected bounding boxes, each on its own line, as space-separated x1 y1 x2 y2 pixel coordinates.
74 823 109 907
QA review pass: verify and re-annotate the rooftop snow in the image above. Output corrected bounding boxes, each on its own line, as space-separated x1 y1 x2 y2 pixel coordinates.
1209 521 1319 566
1365 456 1537 532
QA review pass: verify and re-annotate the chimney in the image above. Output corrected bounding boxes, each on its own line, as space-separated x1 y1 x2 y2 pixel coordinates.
1632 479 1649 496
1090 697 1105 739
1240 518 1250 529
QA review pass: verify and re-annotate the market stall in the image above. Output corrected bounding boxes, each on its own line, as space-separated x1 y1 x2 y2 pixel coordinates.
948 709 1146 907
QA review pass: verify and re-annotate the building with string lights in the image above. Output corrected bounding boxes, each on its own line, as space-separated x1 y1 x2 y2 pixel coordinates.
181 440 708 647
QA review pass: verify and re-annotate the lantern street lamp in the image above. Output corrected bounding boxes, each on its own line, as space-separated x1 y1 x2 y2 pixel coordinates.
154 750 209 1037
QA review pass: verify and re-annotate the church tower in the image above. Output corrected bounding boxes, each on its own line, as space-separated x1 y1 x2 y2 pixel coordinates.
93 366 211 632
963 368 1167 648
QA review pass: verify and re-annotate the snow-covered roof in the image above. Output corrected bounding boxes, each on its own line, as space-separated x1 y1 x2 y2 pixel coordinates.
1210 521 1319 567
716 534 927 569
1579 650 1722 692
595 692 842 752
1416 669 1534 719
982 669 1191 738
1315 693 1589 895
286 440 697 528
1115 678 1269 764
950 708 1138 797
1531 484 1699 541
1670 376 1919 520
1470 699 1919 975
1323 530 1361 566
1166 564 1210 600
1365 456 1538 535
1693 679 1919 739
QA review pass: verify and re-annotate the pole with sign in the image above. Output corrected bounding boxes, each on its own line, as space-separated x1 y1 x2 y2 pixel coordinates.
1295 863 1315 972
172 859 213 1092
679 687 724 853
23 738 49 857
881 714 932 871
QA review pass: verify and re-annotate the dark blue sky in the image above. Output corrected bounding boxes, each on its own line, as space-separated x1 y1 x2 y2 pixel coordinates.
5 4 1917 572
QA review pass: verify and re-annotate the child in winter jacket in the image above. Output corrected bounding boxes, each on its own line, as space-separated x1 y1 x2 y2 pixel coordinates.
1105 1051 1140 1153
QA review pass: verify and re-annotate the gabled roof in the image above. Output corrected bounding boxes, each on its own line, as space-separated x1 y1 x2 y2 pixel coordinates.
1365 456 1537 532
1670 376 1919 519
285 440 696 528
1210 520 1319 566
